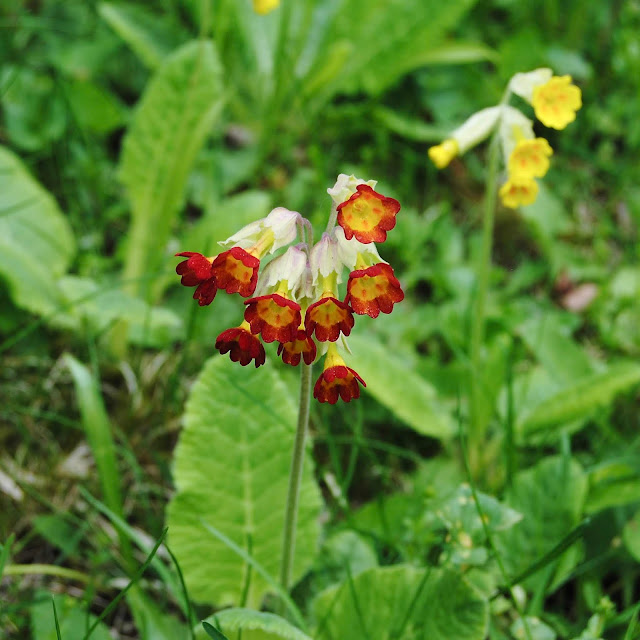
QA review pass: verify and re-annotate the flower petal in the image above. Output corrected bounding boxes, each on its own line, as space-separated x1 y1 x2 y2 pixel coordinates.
244 294 301 343
346 263 404 318
305 296 354 342
211 246 260 297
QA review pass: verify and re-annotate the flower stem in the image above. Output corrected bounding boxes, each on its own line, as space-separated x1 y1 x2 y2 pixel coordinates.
468 128 501 479
279 362 313 595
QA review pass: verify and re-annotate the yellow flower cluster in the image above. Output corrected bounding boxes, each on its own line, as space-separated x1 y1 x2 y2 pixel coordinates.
427 69 582 209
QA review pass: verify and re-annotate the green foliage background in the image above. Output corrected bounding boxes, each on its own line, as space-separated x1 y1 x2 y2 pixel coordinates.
1 0 640 639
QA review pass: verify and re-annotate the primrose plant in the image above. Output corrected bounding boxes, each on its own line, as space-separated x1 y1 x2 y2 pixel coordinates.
428 67 582 476
175 175 403 404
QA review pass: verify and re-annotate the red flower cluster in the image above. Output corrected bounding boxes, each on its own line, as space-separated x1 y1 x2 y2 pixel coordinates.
175 178 404 403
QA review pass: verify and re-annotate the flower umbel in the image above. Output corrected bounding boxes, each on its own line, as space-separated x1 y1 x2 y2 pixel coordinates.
175 174 404 403
429 68 581 209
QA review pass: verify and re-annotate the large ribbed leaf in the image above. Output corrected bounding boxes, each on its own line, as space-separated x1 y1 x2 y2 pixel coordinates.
494 457 587 593
313 565 488 640
0 146 75 316
166 357 322 606
119 40 223 299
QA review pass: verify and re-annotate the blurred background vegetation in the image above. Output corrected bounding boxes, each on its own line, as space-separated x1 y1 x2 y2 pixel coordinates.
1 0 640 638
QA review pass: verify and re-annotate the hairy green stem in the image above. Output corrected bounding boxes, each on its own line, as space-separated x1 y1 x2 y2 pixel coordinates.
279 363 313 594
468 128 501 478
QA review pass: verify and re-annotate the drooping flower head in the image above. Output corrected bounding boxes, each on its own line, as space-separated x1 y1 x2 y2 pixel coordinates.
430 69 580 209
336 185 400 244
313 344 365 404
215 322 266 368
176 177 403 404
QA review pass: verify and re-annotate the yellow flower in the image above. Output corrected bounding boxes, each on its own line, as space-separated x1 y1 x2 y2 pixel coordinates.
253 0 280 15
508 137 553 180
428 139 459 169
532 76 582 129
499 177 539 208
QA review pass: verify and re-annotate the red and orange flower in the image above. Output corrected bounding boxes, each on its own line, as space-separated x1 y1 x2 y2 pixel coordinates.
243 293 301 344
277 328 317 366
305 295 354 342
210 247 260 297
336 185 400 244
346 263 404 318
313 345 365 404
215 323 266 367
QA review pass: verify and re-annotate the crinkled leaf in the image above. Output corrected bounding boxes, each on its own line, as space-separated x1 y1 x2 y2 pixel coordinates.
434 484 522 566
0 145 75 317
313 565 488 640
119 40 223 299
347 334 455 439
199 609 312 640
166 357 322 606
494 457 587 593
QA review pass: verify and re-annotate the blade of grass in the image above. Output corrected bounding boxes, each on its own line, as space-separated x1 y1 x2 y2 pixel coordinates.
199 520 307 632
165 543 196 640
63 354 133 569
81 528 167 640
0 534 15 578
623 604 640 640
52 596 62 640
79 487 184 614
202 621 230 640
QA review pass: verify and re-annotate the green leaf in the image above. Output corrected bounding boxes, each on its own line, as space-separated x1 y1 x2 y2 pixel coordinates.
199 609 313 640
64 79 126 135
585 461 640 513
373 107 449 142
58 275 183 347
119 40 223 300
435 484 522 566
31 593 112 640
166 357 322 606
347 334 455 439
98 2 185 69
313 565 488 640
0 145 75 317
623 509 640 563
63 355 124 522
1 67 66 151
494 457 587 593
202 621 230 640
302 0 478 98
518 363 640 436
